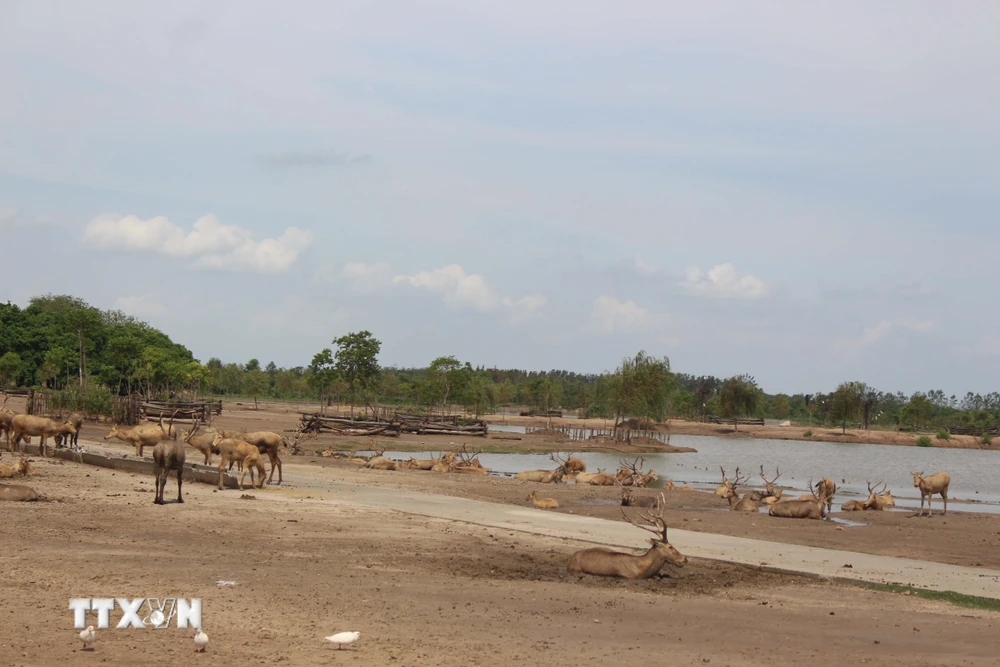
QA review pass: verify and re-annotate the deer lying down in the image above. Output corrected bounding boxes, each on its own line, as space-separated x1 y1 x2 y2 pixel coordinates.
0 457 32 479
515 468 563 483
526 491 559 509
0 484 39 501
572 469 606 484
721 486 759 512
405 457 436 470
568 494 687 579
768 479 825 520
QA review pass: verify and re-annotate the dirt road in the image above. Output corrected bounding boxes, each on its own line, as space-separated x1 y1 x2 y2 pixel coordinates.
2 455 999 666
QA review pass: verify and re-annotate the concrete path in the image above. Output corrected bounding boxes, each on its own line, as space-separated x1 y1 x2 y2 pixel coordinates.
284 469 1000 600
54 438 1000 600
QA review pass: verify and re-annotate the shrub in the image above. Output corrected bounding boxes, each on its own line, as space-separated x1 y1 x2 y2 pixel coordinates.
803 429 813 437
916 435 933 447
981 434 993 446
936 429 951 441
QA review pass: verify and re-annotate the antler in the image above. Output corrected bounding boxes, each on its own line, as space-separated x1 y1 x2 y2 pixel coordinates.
619 457 641 474
550 452 569 468
759 464 781 484
720 466 729 483
620 493 668 542
867 480 886 495
185 417 202 442
732 467 750 487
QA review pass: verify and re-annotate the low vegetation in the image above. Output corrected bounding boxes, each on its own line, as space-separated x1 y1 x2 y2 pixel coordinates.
862 584 1000 613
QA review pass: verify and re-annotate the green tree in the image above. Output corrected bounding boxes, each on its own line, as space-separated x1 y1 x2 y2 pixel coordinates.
719 374 761 430
333 331 382 416
830 381 866 434
244 369 268 410
307 348 338 409
494 379 515 413
0 351 23 386
532 376 562 427
607 351 673 434
770 394 791 419
466 372 495 418
428 356 463 413
245 358 261 372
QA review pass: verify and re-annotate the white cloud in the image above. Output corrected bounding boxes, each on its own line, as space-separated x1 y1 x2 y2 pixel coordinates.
836 318 935 356
194 227 314 274
681 263 768 299
394 264 498 312
340 261 393 292
83 214 313 273
393 264 548 320
114 295 166 316
633 255 660 277
590 296 655 334
502 293 548 323
954 337 1000 357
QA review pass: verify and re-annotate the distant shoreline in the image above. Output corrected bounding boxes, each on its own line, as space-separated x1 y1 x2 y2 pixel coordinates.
483 415 995 451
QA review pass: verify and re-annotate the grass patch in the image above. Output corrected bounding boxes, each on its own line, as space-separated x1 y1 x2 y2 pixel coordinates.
863 583 1000 612
936 429 951 441
803 429 813 437
916 435 933 447
982 434 993 446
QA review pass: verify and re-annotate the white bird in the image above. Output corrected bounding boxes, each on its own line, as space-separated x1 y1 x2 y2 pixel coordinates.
193 628 209 652
324 631 360 650
79 626 95 650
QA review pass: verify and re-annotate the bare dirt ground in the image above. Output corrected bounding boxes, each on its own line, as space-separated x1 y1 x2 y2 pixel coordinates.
45 404 1000 572
2 457 999 667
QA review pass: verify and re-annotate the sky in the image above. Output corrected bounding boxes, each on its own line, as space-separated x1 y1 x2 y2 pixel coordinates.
1 1 998 396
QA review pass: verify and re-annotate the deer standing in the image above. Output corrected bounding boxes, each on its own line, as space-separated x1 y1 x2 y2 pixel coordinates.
912 471 950 516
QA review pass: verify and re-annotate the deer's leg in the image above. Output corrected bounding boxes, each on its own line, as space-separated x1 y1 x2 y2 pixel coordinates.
176 468 183 503
218 458 226 490
941 491 947 515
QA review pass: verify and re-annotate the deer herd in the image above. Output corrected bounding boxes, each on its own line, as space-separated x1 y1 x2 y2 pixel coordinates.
0 393 961 581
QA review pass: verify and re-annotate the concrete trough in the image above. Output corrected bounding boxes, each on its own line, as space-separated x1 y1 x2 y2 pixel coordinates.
13 441 251 490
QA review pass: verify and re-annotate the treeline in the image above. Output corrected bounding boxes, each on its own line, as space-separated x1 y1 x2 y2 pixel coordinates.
1 294 998 434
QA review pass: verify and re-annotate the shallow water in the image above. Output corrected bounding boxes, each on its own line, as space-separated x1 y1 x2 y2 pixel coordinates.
359 430 1000 513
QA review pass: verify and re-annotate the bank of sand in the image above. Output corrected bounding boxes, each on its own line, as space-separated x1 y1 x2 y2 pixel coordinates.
1 455 998 666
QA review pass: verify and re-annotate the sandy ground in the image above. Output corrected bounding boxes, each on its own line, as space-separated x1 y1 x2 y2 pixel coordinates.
2 457 999 667
23 407 1000 573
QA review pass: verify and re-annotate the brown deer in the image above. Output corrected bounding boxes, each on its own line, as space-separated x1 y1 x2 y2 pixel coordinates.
0 457 32 479
814 477 837 514
104 415 176 457
750 465 782 502
768 479 825 520
515 468 563 483
212 433 265 490
587 472 619 486
615 457 645 486
621 487 659 507
716 466 748 498
721 485 759 512
551 452 586 474
8 414 78 456
567 494 687 579
53 412 85 449
662 480 695 492
181 419 217 465
152 436 186 505
861 480 894 511
912 471 950 516
572 468 606 484
0 484 39 501
526 490 559 509
238 430 287 484
404 457 436 470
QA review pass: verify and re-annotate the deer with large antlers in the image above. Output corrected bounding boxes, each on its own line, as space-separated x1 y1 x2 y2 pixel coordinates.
567 494 687 579
768 478 826 520
860 480 893 511
912 471 950 516
716 466 747 498
749 465 783 503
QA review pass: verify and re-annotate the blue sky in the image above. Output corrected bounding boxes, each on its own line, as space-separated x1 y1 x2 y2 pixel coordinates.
1 1 998 395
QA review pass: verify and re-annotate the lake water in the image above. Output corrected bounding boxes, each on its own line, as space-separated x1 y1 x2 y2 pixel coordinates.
363 431 1000 513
